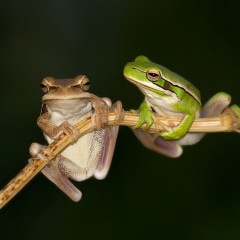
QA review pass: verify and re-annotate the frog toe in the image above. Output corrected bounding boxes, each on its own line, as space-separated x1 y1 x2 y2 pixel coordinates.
145 117 153 129
231 104 240 117
160 129 185 140
130 109 138 113
133 118 145 129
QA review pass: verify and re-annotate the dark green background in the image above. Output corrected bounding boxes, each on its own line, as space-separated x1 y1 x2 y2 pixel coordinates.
1 0 240 239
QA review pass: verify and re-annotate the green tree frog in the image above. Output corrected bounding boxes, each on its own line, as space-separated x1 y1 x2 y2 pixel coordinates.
124 56 233 157
29 75 119 201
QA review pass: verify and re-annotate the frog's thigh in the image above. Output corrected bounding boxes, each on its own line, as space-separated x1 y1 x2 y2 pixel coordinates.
42 155 82 202
58 156 91 181
201 92 231 117
133 129 183 158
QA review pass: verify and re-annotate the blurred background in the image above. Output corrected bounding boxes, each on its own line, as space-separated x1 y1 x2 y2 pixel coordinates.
0 0 240 239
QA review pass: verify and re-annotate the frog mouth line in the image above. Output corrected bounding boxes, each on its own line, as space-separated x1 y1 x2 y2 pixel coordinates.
124 75 170 95
43 97 91 102
42 92 91 101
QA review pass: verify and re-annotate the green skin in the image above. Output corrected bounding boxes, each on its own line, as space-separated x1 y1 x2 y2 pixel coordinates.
123 56 239 144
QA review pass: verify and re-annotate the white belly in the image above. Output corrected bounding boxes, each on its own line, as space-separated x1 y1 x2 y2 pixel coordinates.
60 132 103 168
44 109 104 169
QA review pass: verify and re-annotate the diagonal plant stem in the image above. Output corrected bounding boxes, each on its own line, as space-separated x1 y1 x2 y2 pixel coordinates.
0 106 239 209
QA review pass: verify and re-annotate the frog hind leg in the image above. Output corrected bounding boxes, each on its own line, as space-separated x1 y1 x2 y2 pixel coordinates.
133 129 183 158
200 92 231 118
29 142 82 202
94 125 119 179
42 155 82 202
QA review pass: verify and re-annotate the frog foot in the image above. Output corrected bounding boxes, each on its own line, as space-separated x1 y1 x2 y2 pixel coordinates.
134 109 154 130
230 104 240 117
29 142 54 162
130 109 137 113
160 126 187 140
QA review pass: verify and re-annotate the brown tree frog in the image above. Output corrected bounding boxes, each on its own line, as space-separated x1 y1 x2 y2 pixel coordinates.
29 75 119 201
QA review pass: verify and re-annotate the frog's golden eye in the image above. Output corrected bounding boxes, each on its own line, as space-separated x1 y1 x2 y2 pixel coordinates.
81 78 90 91
146 68 161 82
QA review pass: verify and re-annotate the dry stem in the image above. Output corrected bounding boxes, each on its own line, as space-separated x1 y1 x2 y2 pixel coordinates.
0 107 239 209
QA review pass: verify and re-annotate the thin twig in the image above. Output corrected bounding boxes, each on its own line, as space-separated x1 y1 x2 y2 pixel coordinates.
0 107 239 209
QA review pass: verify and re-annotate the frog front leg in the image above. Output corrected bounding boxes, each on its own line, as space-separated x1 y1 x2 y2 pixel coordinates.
134 100 154 129
37 112 79 143
160 102 196 140
91 94 109 129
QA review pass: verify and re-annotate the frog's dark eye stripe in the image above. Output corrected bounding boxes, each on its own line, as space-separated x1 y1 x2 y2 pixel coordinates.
49 86 58 91
146 68 161 82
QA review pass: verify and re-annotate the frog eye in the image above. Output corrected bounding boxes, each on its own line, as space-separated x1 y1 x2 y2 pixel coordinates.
81 78 90 91
41 83 58 94
41 77 57 94
40 83 49 94
146 68 161 82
